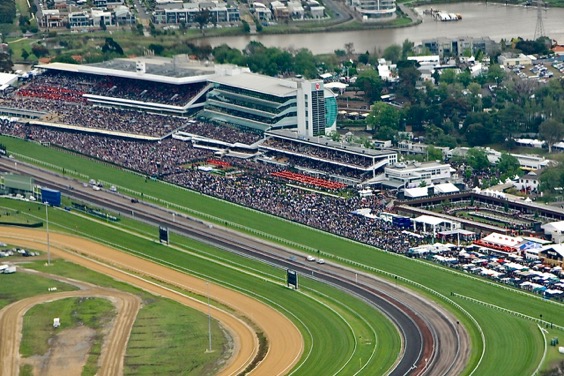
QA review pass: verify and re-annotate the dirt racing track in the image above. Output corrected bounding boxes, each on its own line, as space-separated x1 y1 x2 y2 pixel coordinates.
0 281 142 376
0 228 304 376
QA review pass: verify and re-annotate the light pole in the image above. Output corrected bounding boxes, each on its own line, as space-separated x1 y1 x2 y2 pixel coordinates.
45 202 51 265
207 281 212 352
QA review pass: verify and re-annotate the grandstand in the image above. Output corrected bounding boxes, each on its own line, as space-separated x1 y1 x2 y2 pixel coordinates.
259 129 397 185
35 57 216 115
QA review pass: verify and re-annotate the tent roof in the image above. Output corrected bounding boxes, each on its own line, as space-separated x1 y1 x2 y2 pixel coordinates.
325 82 348 89
404 187 428 198
481 232 524 247
434 182 459 194
541 221 564 233
438 229 475 236
413 215 444 226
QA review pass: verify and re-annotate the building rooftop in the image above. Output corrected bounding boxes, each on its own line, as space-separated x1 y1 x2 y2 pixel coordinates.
37 56 216 85
209 71 298 97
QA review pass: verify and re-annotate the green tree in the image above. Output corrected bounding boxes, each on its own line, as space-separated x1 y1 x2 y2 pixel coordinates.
241 20 250 33
496 153 520 180
0 0 16 23
426 145 443 162
148 43 165 55
466 123 491 146
382 44 401 63
21 49 29 61
355 69 382 102
99 17 107 31
358 51 370 65
213 44 245 64
0 52 13 72
539 119 564 153
401 39 414 60
367 102 401 133
439 69 457 85
294 49 317 78
466 148 490 172
195 9 211 33
539 165 564 193
31 44 49 58
101 38 123 55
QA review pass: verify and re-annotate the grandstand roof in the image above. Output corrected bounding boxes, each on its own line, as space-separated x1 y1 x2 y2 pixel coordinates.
36 58 216 85
0 72 18 87
266 129 396 158
208 72 298 97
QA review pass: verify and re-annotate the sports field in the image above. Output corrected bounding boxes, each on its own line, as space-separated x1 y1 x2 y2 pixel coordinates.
2 136 564 374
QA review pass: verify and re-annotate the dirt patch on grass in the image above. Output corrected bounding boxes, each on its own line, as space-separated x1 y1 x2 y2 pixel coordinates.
23 326 96 376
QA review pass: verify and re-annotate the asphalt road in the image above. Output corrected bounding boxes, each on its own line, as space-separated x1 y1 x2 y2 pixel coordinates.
0 156 470 375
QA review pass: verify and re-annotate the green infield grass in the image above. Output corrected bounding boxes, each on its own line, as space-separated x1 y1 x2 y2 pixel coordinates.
2 136 564 373
20 297 115 357
0 271 77 308
5 259 230 375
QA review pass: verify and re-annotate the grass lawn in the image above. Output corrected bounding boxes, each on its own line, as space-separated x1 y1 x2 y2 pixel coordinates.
0 270 77 309
20 297 115 357
0 205 42 226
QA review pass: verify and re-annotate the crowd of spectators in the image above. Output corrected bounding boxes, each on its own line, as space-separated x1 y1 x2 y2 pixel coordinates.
0 123 423 253
89 76 207 106
22 71 206 106
265 152 368 180
2 122 563 300
263 138 375 168
0 97 190 137
0 123 211 175
183 121 262 145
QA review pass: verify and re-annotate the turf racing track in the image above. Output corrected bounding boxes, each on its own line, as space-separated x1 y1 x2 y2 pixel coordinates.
0 158 471 375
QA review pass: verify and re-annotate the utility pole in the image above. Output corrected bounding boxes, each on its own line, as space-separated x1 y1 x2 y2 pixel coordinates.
45 202 51 265
207 281 212 352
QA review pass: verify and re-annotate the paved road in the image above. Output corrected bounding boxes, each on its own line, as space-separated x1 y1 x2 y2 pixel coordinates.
0 156 470 375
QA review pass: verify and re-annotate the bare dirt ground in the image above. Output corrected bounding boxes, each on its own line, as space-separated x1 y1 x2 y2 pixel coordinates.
0 227 303 376
23 326 96 376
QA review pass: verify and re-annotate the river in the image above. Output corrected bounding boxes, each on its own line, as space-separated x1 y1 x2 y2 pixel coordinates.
196 2 564 54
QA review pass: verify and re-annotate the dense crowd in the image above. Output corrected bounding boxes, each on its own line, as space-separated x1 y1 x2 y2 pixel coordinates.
0 123 423 253
263 138 375 168
23 71 206 106
183 120 262 145
0 97 187 137
265 151 368 180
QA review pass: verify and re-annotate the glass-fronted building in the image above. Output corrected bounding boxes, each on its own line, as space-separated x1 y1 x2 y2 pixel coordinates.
203 67 337 135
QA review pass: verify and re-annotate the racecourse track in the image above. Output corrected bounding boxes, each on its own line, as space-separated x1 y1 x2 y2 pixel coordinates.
0 157 470 375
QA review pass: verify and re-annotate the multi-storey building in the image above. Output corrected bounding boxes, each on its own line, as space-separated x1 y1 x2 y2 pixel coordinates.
152 2 240 25
202 66 337 134
348 0 395 22
421 36 499 58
